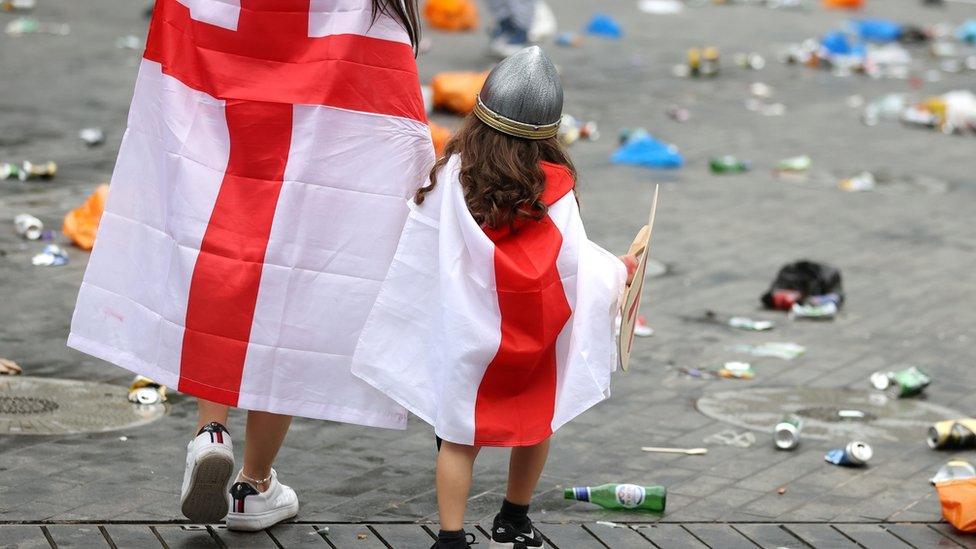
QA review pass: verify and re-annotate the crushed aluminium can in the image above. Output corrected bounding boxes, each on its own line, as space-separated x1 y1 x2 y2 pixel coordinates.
14 213 43 240
871 366 931 398
825 441 872 467
774 414 803 450
927 419 976 449
127 375 168 405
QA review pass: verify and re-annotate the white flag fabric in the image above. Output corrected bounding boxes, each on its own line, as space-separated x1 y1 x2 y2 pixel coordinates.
68 0 433 428
352 155 626 446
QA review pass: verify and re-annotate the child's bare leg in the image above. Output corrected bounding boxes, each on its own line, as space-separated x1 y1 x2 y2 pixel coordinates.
436 441 481 531
196 399 230 432
506 438 550 504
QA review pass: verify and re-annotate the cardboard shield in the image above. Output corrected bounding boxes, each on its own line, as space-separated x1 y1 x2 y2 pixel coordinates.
618 185 660 372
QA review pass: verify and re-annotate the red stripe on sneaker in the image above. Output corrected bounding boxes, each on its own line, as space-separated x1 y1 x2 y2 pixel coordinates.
177 100 294 405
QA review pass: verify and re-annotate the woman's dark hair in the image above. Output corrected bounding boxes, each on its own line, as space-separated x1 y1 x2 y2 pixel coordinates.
371 0 421 52
415 114 577 230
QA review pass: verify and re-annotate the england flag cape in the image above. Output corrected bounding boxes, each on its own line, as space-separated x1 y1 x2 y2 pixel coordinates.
352 155 626 446
68 0 433 429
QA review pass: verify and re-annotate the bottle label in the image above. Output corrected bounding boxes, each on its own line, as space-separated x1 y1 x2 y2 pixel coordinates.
615 484 646 508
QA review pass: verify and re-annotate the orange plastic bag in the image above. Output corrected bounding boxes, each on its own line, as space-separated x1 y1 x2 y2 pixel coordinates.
63 184 109 250
431 71 488 114
937 478 976 532
429 123 452 156
424 0 477 31
823 0 863 8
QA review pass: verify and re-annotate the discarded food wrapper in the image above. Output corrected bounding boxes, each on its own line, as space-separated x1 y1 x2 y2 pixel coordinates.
128 375 168 404
430 71 488 114
79 127 105 147
733 342 805 360
585 13 623 39
928 419 976 450
932 461 976 485
32 244 68 266
936 477 976 532
14 213 43 240
423 0 477 31
63 184 109 250
774 414 803 450
825 441 872 466
703 429 756 448
870 366 930 398
719 361 755 379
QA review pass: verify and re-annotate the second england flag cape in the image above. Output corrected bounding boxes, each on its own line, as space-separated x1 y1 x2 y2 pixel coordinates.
67 0 433 428
352 155 627 446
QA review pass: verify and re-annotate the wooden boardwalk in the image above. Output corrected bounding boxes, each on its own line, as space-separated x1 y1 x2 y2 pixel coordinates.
1 522 973 548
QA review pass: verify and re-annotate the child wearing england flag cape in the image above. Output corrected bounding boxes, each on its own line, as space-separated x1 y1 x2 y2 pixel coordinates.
352 46 636 549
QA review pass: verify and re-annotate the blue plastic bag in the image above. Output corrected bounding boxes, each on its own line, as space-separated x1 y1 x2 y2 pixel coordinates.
585 13 623 39
821 31 853 55
854 19 902 43
612 135 683 169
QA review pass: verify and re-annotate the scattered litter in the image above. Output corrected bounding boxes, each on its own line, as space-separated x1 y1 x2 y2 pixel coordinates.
118 436 128 442
641 446 708 455
928 419 976 449
710 155 751 174
870 366 931 398
115 35 141 49
854 19 903 43
774 414 803 450
775 155 811 174
790 293 841 320
0 358 22 376
638 0 683 14
719 361 755 379
315 526 331 536
555 31 582 47
750 82 773 98
596 521 625 528
935 474 976 532
558 114 599 146
5 16 69 36
823 0 864 10
32 244 68 266
1 160 57 181
423 0 478 31
79 127 105 147
666 105 690 122
128 375 168 405
825 441 872 466
585 13 623 39
612 129 683 169
63 184 109 251
839 171 876 192
733 342 805 360
682 46 720 77
430 71 488 114
565 483 666 511
932 460 976 485
686 310 775 331
762 260 844 313
678 366 716 379
958 19 976 44
838 409 866 419
777 486 788 495
735 52 766 70
703 429 756 448
1 0 35 11
14 213 44 240
357 533 368 540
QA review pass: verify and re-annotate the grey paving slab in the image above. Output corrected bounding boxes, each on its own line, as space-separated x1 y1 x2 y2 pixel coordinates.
210 527 278 548
536 524 604 549
368 524 434 548
732 524 805 549
883 524 962 548
101 524 164 549
152 526 221 549
833 524 914 549
265 524 330 547
682 524 758 549
781 524 858 548
928 524 976 549
583 524 654 548
313 525 386 549
43 525 108 548
0 526 51 549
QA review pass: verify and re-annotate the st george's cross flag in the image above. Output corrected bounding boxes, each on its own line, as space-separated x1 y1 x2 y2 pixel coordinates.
68 0 434 428
351 156 627 447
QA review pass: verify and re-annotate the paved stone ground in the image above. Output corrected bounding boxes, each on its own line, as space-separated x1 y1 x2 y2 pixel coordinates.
2 0 976 546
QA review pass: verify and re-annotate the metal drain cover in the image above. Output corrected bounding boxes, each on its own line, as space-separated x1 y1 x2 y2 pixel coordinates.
0 377 167 435
697 387 962 443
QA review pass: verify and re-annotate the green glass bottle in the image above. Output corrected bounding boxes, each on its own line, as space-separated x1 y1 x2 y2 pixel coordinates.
564 483 666 512
709 155 750 174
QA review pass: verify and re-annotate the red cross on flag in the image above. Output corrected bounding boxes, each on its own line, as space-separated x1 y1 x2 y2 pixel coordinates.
69 0 434 428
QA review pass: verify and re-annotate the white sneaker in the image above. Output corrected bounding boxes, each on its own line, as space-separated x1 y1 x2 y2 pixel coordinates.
226 469 299 531
180 422 234 523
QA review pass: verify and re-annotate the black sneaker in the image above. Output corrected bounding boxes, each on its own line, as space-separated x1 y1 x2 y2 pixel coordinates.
489 514 544 548
430 532 478 549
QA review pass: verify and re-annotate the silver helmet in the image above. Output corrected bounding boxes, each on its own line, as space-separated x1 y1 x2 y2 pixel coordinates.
474 46 563 140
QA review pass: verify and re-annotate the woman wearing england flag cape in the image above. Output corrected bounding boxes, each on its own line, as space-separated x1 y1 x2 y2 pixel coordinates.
67 0 431 530
352 46 635 549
